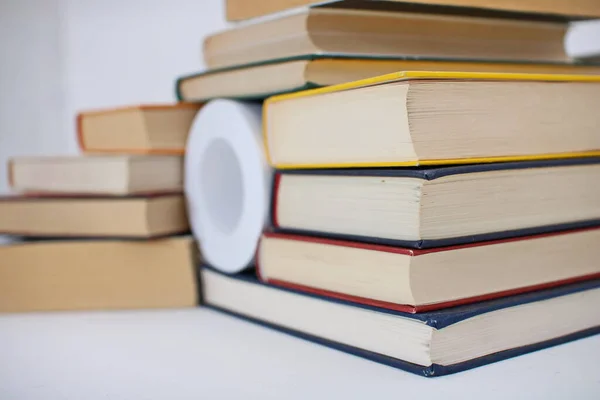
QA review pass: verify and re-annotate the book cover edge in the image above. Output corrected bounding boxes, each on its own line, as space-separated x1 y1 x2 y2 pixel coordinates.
270 151 600 169
274 218 600 249
265 70 600 105
261 272 600 313
201 266 600 328
177 54 600 82
276 156 600 179
264 226 600 255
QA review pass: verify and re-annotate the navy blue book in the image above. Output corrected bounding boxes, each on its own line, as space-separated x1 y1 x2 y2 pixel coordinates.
272 157 600 248
201 267 600 377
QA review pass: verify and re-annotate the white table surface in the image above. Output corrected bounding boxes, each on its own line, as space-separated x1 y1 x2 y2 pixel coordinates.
0 307 598 400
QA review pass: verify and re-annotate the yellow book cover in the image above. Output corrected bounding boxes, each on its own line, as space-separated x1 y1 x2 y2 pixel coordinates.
263 71 600 169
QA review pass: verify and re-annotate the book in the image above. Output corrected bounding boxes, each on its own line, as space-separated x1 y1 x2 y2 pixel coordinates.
77 104 202 154
202 267 600 377
0 237 198 312
258 229 600 313
0 194 188 238
176 56 600 102
264 71 600 169
205 8 569 70
226 0 600 21
9 155 182 195
272 158 600 247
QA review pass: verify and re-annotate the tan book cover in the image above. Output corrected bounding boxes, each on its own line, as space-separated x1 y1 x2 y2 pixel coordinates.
77 103 202 154
0 237 198 313
226 0 600 21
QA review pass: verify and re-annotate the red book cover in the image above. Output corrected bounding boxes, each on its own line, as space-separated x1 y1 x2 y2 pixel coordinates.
256 229 600 313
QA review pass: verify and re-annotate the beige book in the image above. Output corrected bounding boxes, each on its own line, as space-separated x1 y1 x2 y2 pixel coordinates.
9 155 182 195
264 72 600 168
177 58 600 102
78 104 202 154
225 0 600 21
272 162 600 243
258 229 600 310
205 8 569 69
0 194 188 238
0 237 198 313
202 267 600 371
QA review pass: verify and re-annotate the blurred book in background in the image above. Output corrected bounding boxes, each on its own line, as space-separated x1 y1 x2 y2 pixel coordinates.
178 1 600 102
0 238 197 313
0 103 202 313
224 0 600 22
177 57 600 102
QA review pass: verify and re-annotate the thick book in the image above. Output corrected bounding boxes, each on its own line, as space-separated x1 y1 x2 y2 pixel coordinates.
176 56 600 102
9 155 182 195
264 71 600 169
77 104 201 154
206 8 570 70
0 237 198 313
272 157 600 247
201 267 600 377
0 194 188 238
226 0 600 21
257 229 600 313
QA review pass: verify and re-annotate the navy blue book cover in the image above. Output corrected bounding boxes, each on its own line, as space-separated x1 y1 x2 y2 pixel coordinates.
202 267 600 377
273 157 600 248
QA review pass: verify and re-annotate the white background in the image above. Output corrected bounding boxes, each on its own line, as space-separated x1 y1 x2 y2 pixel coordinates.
1 0 599 195
1 308 599 399
0 0 227 193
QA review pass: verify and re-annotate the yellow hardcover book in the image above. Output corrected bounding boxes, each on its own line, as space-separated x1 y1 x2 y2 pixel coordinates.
263 71 600 169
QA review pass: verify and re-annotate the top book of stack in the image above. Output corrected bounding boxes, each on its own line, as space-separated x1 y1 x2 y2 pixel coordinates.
225 0 600 22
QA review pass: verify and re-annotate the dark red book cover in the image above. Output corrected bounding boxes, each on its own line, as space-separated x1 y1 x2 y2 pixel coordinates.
256 229 600 313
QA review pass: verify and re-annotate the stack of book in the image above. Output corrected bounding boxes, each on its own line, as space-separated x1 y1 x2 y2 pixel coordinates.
195 1 600 377
0 104 201 312
177 0 600 101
